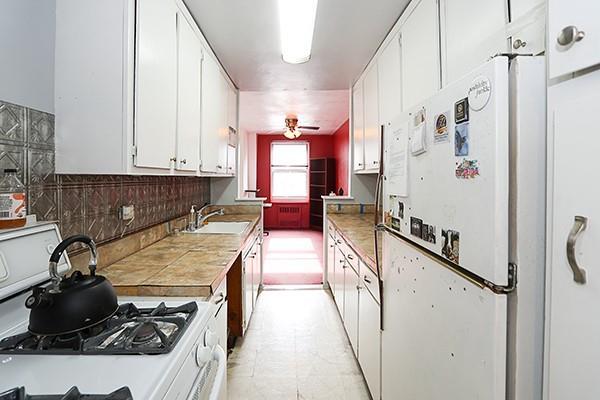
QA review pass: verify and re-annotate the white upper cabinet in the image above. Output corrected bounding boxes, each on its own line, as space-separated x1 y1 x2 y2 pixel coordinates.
200 54 221 173
363 64 380 170
175 13 202 172
134 0 178 170
55 0 235 176
227 85 238 175
440 0 508 85
548 0 600 79
352 80 365 172
401 0 440 109
378 33 402 126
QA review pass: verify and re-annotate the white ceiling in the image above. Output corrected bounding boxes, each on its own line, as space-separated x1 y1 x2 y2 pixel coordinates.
183 0 410 91
239 90 349 135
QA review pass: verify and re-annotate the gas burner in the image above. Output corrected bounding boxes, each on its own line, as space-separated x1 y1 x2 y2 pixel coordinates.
0 386 132 400
0 302 197 355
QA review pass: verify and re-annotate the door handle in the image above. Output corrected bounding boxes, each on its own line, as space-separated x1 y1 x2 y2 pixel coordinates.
557 25 585 49
566 216 588 284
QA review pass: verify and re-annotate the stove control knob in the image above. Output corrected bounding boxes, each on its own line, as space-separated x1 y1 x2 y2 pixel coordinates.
195 344 212 366
205 330 218 347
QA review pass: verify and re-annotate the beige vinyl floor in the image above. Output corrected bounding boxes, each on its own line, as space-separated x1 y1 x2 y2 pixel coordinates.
227 288 372 400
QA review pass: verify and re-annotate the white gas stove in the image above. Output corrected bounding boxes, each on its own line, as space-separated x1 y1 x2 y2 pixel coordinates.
0 223 226 400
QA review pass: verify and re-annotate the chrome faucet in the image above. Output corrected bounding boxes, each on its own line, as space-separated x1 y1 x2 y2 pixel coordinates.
197 207 225 226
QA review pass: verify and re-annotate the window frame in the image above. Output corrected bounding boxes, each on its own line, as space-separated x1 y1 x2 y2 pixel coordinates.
270 141 310 202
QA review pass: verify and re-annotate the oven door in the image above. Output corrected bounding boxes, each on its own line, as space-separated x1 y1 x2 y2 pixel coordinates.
186 344 227 400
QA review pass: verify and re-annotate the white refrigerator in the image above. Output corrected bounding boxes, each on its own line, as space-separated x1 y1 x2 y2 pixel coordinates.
378 56 546 400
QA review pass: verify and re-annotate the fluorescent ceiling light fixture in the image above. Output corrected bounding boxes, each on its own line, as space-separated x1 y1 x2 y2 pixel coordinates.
278 0 318 64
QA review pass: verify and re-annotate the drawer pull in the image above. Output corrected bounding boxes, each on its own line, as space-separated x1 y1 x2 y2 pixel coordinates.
347 254 354 260
363 275 372 284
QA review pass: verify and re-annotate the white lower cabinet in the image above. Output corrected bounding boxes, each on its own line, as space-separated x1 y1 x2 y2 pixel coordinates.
242 230 262 333
344 263 360 355
327 233 336 292
330 228 382 399
359 273 381 400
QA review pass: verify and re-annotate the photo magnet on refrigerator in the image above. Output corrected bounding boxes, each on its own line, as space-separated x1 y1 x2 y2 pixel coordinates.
434 112 450 144
421 224 436 244
410 217 423 238
454 123 469 156
454 97 469 123
455 159 480 179
468 75 491 111
441 229 460 264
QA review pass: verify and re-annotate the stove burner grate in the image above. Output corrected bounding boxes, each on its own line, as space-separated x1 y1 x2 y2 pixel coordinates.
0 386 133 400
0 302 197 355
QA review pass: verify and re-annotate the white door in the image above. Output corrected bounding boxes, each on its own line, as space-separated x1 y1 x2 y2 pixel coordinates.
400 0 441 109
440 0 507 85
545 70 600 400
548 0 600 79
363 64 380 171
378 33 402 126
200 54 221 173
358 281 381 400
134 0 177 169
352 80 365 171
175 13 201 172
344 263 360 355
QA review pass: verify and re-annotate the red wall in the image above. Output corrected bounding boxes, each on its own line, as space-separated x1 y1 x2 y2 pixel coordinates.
257 134 334 229
332 120 349 195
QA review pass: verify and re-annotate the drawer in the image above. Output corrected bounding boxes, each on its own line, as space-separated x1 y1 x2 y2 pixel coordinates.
360 261 380 304
327 220 335 237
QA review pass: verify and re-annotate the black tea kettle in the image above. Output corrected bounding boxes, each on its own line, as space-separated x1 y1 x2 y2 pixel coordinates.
25 235 119 336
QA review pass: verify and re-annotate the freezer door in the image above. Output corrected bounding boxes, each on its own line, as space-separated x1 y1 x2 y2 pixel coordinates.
381 232 507 400
383 57 510 285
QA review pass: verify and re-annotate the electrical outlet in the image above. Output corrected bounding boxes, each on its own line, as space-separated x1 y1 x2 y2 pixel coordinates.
120 205 135 220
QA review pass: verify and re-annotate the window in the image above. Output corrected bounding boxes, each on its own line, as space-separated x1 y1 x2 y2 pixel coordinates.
271 142 309 201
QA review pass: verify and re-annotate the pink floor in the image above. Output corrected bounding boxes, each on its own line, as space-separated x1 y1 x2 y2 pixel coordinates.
262 229 324 285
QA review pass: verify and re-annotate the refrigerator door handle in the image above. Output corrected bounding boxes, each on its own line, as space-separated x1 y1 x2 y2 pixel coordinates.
374 124 385 331
566 215 588 284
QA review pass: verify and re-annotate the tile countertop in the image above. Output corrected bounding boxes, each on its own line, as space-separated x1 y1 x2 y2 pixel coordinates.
101 214 260 298
327 213 381 273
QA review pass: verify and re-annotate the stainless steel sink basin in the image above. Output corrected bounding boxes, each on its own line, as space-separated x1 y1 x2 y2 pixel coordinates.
185 221 250 235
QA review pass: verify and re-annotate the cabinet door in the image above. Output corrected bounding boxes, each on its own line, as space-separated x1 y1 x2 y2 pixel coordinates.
175 13 201 172
216 76 230 174
243 256 253 330
363 64 380 170
548 0 600 79
334 243 346 318
135 0 177 169
359 283 381 400
200 54 221 173
344 265 360 355
545 72 600 400
401 0 441 109
352 80 365 171
327 233 336 292
252 240 261 307
440 0 507 85
378 33 402 126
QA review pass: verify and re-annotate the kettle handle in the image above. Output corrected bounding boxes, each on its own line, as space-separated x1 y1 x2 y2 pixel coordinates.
49 235 98 286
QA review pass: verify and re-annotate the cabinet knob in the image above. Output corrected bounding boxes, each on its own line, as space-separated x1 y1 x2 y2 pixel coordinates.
373 160 379 165
356 285 363 291
170 157 177 162
557 25 585 49
358 163 364 166
512 38 527 49
217 165 223 169
347 254 354 260
180 159 187 164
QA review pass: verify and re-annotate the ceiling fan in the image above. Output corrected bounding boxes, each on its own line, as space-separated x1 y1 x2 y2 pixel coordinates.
283 116 320 139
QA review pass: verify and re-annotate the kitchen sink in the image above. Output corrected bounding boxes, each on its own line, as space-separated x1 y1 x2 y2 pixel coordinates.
185 221 250 235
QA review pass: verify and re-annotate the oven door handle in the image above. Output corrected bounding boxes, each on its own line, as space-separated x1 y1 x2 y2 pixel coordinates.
209 344 227 400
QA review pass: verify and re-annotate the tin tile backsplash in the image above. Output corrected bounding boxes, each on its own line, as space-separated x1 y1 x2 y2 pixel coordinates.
1 100 210 245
